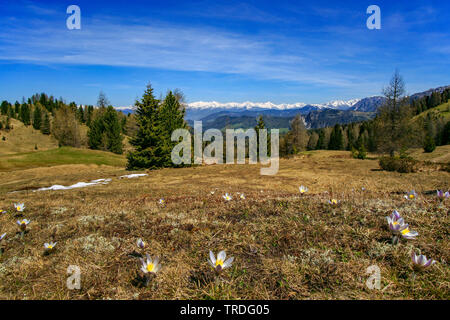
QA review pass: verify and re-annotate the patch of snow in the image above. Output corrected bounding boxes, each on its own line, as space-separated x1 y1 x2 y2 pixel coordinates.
35 179 111 192
119 174 148 179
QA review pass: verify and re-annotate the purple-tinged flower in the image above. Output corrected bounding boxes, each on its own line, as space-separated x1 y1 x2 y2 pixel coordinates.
386 210 404 226
411 252 436 270
328 199 339 206
436 190 450 200
0 233 6 241
137 238 145 249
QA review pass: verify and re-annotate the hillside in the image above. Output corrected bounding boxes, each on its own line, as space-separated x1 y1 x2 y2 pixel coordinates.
0 117 58 155
0 150 448 299
413 101 450 122
0 146 127 173
304 109 375 129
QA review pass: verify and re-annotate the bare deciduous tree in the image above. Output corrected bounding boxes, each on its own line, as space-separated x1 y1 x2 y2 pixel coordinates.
375 71 419 156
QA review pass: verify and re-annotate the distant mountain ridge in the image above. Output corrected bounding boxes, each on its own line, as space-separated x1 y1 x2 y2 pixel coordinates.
185 99 363 121
115 85 449 130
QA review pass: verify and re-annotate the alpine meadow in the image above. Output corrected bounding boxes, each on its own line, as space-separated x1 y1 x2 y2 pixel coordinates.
0 0 449 307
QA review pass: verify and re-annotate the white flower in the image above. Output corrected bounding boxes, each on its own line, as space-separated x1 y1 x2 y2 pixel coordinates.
299 185 308 194
140 254 161 274
399 225 419 240
208 250 234 273
16 219 30 230
44 242 57 250
240 193 246 200
137 238 145 249
159 198 165 205
14 203 25 212
411 252 436 270
404 190 417 200
223 193 232 201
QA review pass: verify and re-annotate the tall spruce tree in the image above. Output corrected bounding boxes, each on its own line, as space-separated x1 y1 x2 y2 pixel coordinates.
32 104 42 130
328 124 344 150
127 84 163 169
87 106 123 154
127 84 189 169
1 101 8 115
14 102 20 118
103 106 124 154
87 117 105 150
158 91 188 166
20 103 31 125
316 130 326 150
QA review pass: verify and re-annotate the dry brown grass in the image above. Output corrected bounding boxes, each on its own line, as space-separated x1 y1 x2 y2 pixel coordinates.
0 150 449 300
0 118 58 155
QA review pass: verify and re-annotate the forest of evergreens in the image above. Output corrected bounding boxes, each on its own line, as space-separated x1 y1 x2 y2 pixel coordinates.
1 72 449 171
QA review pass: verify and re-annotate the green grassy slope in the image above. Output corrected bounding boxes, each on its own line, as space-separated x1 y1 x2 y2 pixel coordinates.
0 147 127 171
414 101 450 121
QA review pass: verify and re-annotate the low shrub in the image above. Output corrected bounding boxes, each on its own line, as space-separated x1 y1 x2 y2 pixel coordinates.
351 146 367 160
379 156 418 173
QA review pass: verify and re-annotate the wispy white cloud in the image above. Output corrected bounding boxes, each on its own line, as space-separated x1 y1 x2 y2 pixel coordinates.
0 10 372 88
0 1 445 96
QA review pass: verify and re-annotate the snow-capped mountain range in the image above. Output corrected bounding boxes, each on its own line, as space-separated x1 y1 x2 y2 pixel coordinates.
187 99 361 111
183 97 384 121
115 97 384 121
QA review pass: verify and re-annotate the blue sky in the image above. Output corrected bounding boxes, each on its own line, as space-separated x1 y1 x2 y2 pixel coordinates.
0 0 449 106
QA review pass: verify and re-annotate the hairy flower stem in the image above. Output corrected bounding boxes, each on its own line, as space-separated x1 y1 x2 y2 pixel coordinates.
392 235 399 245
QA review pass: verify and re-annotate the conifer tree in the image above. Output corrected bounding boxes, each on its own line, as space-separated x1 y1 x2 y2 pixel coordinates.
158 91 188 166
316 130 326 150
127 84 188 169
20 103 31 125
1 101 8 115
32 104 42 130
103 106 124 154
87 117 104 150
441 121 450 145
328 124 344 150
14 102 20 118
41 111 51 135
127 84 163 170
